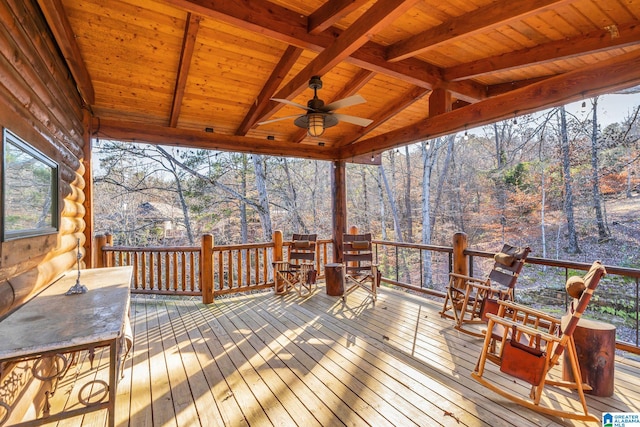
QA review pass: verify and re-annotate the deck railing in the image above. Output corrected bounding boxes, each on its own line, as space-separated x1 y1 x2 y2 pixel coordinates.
96 232 334 301
96 231 640 353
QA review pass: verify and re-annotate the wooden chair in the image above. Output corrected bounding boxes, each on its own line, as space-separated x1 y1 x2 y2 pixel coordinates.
440 243 531 337
273 233 317 297
342 233 381 302
471 261 607 422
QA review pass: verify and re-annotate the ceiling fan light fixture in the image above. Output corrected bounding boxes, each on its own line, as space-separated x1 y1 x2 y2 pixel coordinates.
308 113 325 137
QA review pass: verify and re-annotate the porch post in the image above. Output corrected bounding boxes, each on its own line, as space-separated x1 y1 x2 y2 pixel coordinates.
452 232 468 276
273 230 283 262
95 234 107 268
201 233 214 304
82 109 94 268
105 233 114 267
332 160 347 264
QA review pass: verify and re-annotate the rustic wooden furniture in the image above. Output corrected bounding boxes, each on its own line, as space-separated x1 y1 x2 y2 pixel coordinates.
471 261 607 422
0 266 133 427
273 234 317 297
562 317 616 397
342 233 380 303
324 263 344 296
440 244 530 337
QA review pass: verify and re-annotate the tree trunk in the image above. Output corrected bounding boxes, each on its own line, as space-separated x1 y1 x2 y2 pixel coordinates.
240 154 248 243
431 135 454 232
404 146 413 242
157 147 194 245
378 168 387 240
590 97 610 240
282 158 306 232
251 154 273 240
421 140 434 287
379 162 403 242
559 106 581 253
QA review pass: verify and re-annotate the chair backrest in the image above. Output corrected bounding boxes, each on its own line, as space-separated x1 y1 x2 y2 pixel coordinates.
343 233 374 275
289 233 317 265
554 261 606 358
488 244 531 289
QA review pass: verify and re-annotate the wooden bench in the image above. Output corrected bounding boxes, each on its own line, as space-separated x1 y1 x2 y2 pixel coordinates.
0 266 132 427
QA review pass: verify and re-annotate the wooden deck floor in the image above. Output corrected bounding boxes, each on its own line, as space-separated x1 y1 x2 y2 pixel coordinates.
48 284 640 427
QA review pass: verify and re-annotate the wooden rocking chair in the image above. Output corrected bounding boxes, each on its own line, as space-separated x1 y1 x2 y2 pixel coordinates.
471 261 607 422
342 233 381 302
440 243 530 337
273 233 318 297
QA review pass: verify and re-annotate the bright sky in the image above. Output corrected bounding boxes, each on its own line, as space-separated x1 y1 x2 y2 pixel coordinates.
565 92 640 126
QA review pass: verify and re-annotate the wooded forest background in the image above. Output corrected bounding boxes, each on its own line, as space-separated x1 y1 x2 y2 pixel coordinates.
93 95 640 271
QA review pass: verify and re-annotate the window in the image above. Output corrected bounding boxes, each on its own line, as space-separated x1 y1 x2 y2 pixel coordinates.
2 129 58 240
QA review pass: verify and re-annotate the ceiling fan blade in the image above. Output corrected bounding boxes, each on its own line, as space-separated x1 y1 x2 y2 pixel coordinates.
270 98 311 111
333 113 373 127
323 94 366 111
257 114 304 125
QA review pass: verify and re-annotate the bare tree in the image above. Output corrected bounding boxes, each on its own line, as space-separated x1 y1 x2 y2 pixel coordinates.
589 97 611 240
559 106 581 254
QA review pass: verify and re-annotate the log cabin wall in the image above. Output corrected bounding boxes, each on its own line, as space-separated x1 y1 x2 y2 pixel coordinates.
0 0 86 317
0 0 87 422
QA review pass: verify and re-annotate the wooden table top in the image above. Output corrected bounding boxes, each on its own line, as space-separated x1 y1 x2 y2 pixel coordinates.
0 266 132 359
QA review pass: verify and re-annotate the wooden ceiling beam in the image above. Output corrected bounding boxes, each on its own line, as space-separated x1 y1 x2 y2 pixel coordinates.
235 45 303 136
93 118 339 161
340 47 640 158
386 0 571 62
444 21 640 81
259 0 420 124
291 69 375 142
336 86 430 147
36 0 95 104
164 0 485 101
169 13 201 128
308 0 370 35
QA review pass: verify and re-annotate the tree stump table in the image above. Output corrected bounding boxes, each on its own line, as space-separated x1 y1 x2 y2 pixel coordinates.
325 263 344 296
562 316 616 397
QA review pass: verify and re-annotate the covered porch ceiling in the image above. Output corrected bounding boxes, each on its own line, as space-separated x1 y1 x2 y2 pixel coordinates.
39 0 640 163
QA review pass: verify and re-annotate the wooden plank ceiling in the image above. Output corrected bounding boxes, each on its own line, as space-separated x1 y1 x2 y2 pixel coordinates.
38 0 640 163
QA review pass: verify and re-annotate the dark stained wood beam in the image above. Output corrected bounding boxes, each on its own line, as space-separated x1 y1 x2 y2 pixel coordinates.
259 0 420 124
36 0 95 104
291 69 375 142
163 0 485 101
444 21 640 81
235 45 303 136
169 13 201 128
93 119 340 161
386 0 571 62
340 47 640 158
335 86 430 147
308 0 370 35
428 88 451 117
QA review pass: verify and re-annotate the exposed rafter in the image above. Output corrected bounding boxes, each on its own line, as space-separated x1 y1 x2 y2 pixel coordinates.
386 0 571 62
36 0 95 104
307 0 370 35
169 13 201 128
444 21 640 81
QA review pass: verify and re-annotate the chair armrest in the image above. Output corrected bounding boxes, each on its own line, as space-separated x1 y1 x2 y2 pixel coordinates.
486 314 562 344
497 300 561 324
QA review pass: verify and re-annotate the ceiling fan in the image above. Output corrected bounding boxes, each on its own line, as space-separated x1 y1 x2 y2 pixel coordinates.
258 76 373 137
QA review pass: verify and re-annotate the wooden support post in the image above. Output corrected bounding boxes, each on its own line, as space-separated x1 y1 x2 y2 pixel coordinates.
82 109 94 268
452 232 468 276
332 160 347 264
428 87 452 117
95 234 106 268
349 225 358 234
106 233 114 267
273 230 285 294
201 234 214 304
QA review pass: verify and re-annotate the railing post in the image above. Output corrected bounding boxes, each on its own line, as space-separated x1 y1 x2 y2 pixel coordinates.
349 225 358 235
105 233 113 267
202 234 214 304
452 232 468 276
273 230 283 293
95 234 106 268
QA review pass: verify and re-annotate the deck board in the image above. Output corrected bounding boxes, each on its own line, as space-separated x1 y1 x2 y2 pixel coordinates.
41 284 640 426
